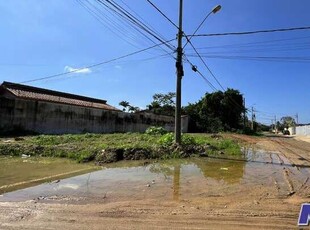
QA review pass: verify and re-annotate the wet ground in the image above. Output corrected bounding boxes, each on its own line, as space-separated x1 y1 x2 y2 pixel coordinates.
0 135 309 229
0 157 98 194
0 149 307 203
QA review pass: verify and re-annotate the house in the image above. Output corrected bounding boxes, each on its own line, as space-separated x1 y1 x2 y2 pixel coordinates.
0 81 174 135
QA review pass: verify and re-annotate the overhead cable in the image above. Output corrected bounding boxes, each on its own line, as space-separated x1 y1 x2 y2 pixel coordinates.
146 0 179 29
20 39 175 84
189 26 310 37
185 36 226 91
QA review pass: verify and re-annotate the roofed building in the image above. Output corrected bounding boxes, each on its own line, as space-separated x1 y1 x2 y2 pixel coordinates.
0 81 119 111
0 81 174 135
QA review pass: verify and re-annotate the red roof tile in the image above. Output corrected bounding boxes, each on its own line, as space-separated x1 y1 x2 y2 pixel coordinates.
1 82 120 111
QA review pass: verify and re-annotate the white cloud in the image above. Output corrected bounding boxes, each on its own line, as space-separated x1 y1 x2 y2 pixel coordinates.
64 66 91 74
114 65 122 70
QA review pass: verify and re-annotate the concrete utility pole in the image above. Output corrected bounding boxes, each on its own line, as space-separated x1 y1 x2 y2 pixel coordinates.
175 0 184 144
274 115 277 133
251 106 254 130
243 97 246 130
295 113 299 125
174 2 221 144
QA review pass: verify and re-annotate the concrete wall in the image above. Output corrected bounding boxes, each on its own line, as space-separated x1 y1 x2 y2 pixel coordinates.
0 97 174 135
295 125 310 136
288 126 296 135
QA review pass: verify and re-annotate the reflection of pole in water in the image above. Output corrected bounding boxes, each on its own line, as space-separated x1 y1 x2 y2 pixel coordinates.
173 165 180 201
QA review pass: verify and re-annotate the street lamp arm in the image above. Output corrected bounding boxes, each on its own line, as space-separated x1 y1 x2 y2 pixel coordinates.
183 4 221 49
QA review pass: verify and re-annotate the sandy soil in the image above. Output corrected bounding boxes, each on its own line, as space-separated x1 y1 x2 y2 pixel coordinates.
0 134 309 229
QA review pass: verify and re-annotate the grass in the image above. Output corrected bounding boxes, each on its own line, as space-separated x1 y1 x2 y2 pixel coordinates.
0 133 242 163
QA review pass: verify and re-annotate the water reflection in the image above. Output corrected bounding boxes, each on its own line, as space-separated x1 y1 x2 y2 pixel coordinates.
0 157 247 202
193 158 245 184
173 165 180 201
147 157 245 201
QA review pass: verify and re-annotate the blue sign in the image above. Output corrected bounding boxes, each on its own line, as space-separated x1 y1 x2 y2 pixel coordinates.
298 203 310 226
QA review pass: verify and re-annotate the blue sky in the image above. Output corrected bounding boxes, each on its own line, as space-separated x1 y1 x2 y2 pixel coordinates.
1 0 310 125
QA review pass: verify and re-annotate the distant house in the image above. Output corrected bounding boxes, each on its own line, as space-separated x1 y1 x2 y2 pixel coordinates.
0 81 174 135
0 81 119 111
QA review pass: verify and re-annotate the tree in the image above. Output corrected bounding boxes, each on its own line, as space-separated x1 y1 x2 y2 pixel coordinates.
183 89 245 132
146 92 176 116
119 101 140 113
280 116 296 129
119 101 130 112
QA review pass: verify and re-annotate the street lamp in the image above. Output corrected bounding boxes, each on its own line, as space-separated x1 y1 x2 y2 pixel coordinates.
175 3 221 144
212 5 222 14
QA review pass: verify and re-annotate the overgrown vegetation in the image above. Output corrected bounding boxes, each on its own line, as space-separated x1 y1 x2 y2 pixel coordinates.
145 126 168 135
0 132 241 164
184 89 245 133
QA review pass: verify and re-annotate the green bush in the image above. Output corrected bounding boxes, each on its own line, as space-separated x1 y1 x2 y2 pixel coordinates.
145 126 168 135
158 133 174 146
158 133 196 146
181 134 196 145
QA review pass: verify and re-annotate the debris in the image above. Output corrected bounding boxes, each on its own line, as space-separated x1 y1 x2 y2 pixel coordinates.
220 167 228 171
3 139 13 143
287 191 295 196
151 180 155 184
253 200 260 205
22 154 30 158
14 137 24 141
143 161 150 166
146 184 151 187
199 152 208 157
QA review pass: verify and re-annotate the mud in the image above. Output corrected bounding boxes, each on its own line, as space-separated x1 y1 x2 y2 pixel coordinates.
0 134 309 229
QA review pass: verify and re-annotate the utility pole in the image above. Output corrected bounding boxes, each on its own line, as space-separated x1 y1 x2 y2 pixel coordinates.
274 115 277 133
175 0 183 144
295 113 299 125
243 97 246 130
251 106 254 130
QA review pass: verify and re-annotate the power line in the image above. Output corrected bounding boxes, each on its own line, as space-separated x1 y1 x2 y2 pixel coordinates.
189 35 310 50
187 54 310 63
189 26 310 37
188 45 310 56
184 45 245 112
76 0 143 50
120 0 169 40
184 55 245 112
96 0 177 62
79 0 177 60
183 5 221 49
185 36 226 91
146 0 178 29
20 39 176 84
98 0 175 52
183 56 218 91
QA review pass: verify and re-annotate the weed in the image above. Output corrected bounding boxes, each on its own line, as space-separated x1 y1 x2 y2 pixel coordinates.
145 126 168 135
0 133 242 162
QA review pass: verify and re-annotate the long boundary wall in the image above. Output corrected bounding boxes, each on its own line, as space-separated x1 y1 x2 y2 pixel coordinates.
0 97 175 135
295 125 310 136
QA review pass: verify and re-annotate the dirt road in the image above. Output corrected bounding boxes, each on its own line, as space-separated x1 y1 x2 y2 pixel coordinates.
0 135 309 229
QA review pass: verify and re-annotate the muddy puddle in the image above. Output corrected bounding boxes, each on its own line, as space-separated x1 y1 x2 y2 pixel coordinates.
0 157 98 194
0 149 308 203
